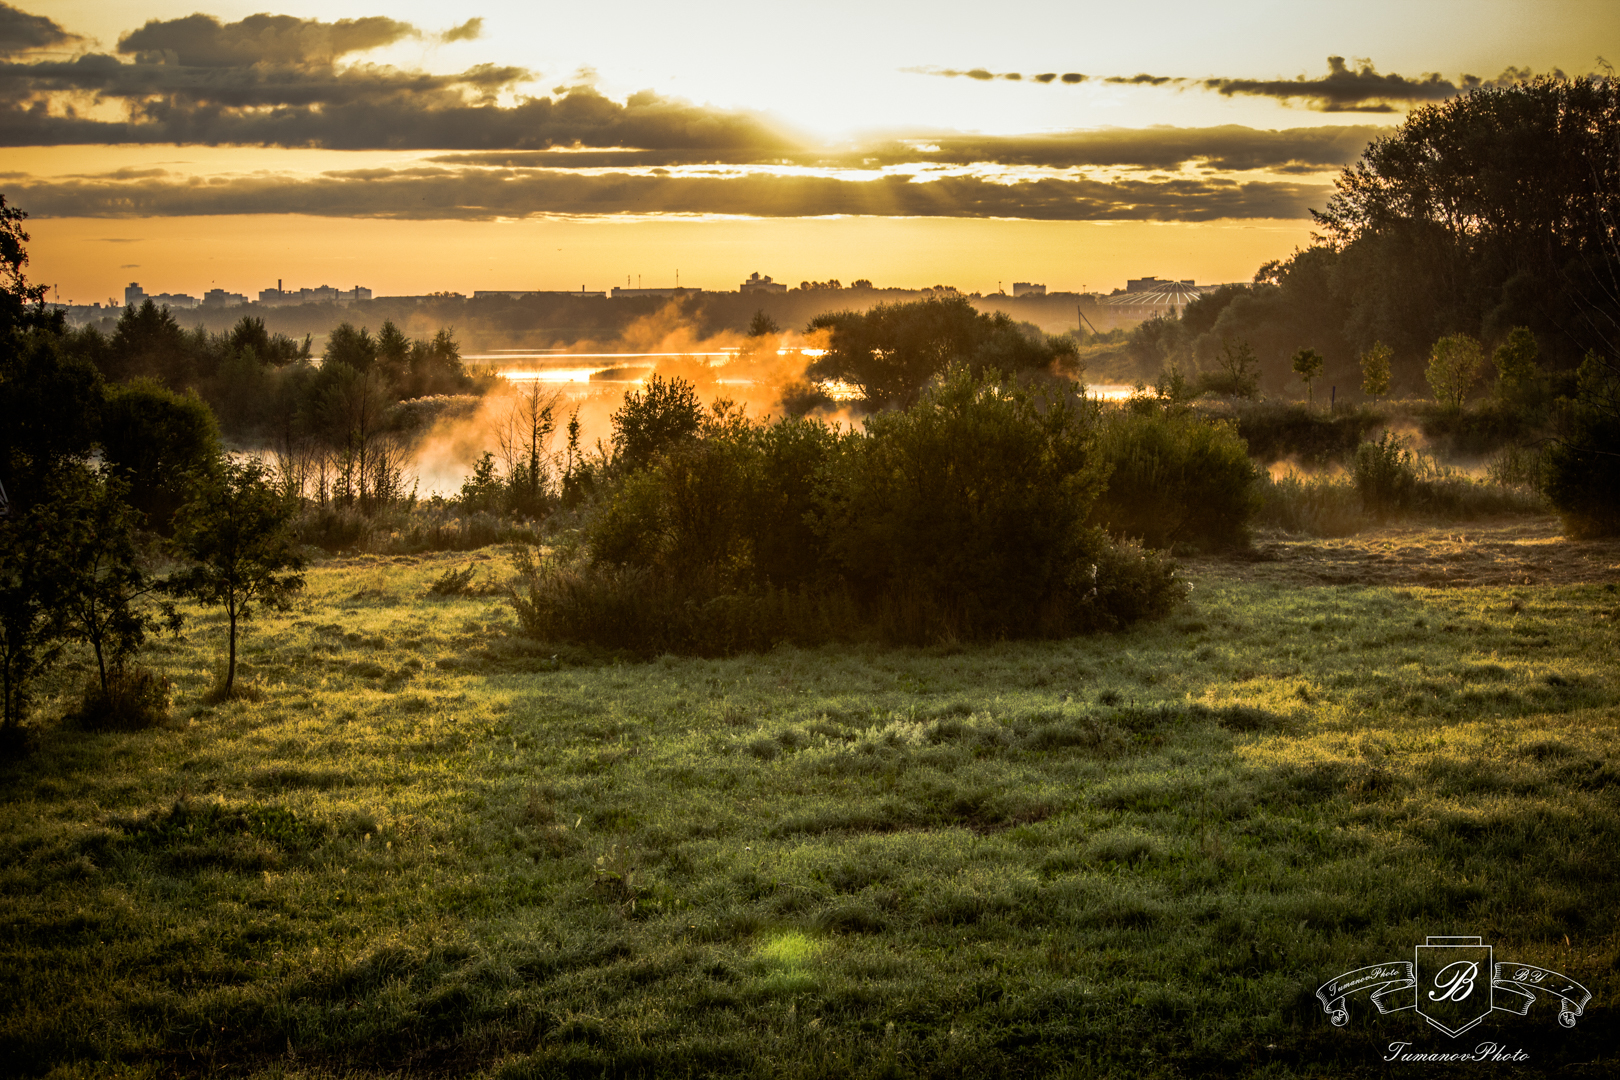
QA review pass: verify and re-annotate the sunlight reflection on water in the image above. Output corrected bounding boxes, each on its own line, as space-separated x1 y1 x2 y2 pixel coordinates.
478 353 1135 401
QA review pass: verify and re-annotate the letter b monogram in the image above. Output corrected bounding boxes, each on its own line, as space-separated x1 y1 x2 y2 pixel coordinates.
1430 961 1479 1002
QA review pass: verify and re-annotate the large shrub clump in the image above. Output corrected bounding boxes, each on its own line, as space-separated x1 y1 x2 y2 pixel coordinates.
821 366 1159 641
511 369 1186 652
1543 352 1620 538
1087 401 1259 550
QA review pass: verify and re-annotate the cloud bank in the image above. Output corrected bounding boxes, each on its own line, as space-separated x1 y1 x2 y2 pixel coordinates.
6 165 1329 222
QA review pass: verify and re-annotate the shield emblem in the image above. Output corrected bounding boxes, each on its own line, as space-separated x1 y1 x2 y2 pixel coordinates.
1416 936 1493 1036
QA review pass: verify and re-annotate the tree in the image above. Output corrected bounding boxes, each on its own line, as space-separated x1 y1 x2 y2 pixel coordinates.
821 365 1109 639
408 327 464 396
807 297 1075 410
171 459 305 697
1426 333 1486 412
747 310 780 337
1314 76 1620 372
498 381 558 517
1543 351 1620 537
1 194 49 338
1195 338 1260 399
611 374 703 471
1360 341 1393 403
1492 326 1545 410
1292 347 1325 405
0 475 73 735
100 379 222 532
0 329 103 504
375 320 411 383
324 322 377 373
108 299 193 386
226 316 307 367
54 467 176 696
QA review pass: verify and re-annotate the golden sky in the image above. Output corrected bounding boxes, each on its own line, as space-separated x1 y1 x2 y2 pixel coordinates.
6 1 1618 302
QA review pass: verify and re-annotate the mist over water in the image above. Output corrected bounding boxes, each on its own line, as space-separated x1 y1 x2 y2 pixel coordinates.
403 299 1129 497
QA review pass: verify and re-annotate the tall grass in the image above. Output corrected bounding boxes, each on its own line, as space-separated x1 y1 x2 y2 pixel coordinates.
1258 438 1546 537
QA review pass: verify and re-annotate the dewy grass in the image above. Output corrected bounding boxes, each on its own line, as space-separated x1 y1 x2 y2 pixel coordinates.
1 545 1617 1077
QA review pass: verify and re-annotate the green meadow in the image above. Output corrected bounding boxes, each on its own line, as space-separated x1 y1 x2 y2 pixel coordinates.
3 535 1617 1078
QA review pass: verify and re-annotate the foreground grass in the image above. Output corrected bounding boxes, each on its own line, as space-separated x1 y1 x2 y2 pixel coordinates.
2 542 1618 1078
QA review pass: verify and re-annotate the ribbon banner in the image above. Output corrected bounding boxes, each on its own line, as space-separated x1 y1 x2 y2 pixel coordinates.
1318 937 1591 1038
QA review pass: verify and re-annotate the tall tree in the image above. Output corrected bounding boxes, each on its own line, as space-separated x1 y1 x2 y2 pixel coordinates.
807 297 1075 410
1314 76 1620 372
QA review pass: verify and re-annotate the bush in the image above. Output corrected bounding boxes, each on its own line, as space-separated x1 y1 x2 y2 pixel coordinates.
427 562 496 597
515 368 1186 652
1543 353 1620 538
1353 431 1417 516
1230 401 1385 466
1088 407 1259 550
822 366 1112 641
74 666 171 730
1417 399 1534 457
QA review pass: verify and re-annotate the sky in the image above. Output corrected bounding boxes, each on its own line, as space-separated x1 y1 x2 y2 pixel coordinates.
5 1 1618 303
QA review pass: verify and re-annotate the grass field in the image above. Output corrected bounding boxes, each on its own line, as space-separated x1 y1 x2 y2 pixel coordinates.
3 521 1618 1078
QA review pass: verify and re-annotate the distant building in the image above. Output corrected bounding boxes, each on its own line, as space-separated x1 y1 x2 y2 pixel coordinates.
472 289 607 299
202 288 248 307
1012 282 1046 297
739 272 787 294
125 283 200 310
609 286 704 298
1103 277 1208 321
257 283 371 306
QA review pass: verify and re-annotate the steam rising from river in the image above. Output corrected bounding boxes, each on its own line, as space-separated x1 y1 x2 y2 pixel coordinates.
406 302 1129 497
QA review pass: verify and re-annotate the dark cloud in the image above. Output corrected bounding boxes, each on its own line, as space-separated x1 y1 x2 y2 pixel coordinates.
864 125 1384 171
427 124 1380 173
903 66 1056 83
117 13 416 67
440 18 483 44
0 3 79 56
0 10 792 153
1199 56 1552 112
1105 74 1181 87
7 164 1328 222
908 55 1554 111
2 53 528 111
0 59 793 152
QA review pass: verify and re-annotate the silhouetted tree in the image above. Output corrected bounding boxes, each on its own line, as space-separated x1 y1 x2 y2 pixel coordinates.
100 380 222 532
808 297 1075 409
109 300 192 385
1314 76 1620 372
